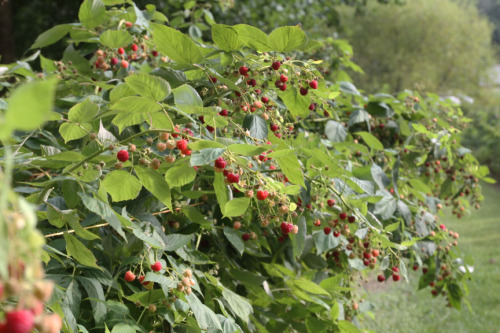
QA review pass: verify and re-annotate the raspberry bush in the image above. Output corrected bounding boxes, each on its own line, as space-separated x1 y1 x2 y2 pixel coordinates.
0 0 493 332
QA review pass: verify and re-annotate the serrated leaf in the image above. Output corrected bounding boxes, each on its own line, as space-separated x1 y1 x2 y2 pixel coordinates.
186 293 222 330
292 216 307 257
172 84 203 113
221 286 253 322
99 29 133 48
79 0 106 29
78 276 107 324
224 197 250 217
79 194 126 238
313 230 340 254
211 24 243 51
268 150 305 187
153 24 203 65
325 120 347 142
356 131 384 150
101 170 141 202
348 109 370 127
242 114 268 141
233 24 272 51
59 122 92 143
125 73 171 102
291 278 330 297
134 166 172 210
269 26 308 52
190 148 225 166
111 96 161 113
214 172 229 216
279 88 311 118
223 227 244 255
68 99 99 123
165 164 197 187
31 24 72 49
227 144 268 156
371 163 390 190
64 234 100 269
163 234 192 251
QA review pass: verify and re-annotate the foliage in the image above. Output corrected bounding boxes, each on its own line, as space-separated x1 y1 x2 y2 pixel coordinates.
338 0 496 95
0 0 492 332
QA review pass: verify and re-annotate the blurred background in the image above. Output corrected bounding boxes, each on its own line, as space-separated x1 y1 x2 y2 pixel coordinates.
1 0 499 331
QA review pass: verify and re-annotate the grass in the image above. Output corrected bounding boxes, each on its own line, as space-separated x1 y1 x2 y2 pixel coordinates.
361 183 500 333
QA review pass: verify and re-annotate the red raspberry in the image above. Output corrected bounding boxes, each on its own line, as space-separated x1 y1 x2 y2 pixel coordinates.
117 150 129 162
270 124 279 132
392 274 401 282
151 261 162 272
131 44 138 51
242 233 250 241
392 267 399 273
261 96 269 104
176 139 188 151
219 109 228 116
5 310 34 333
333 230 341 237
377 275 385 282
247 79 257 87
323 227 332 235
181 149 192 156
309 103 316 111
280 222 293 235
278 83 287 91
348 216 356 223
300 87 308 96
125 22 133 28
206 125 215 133
259 153 268 162
239 66 249 75
226 173 240 184
280 74 288 83
214 157 227 169
120 60 129 68
209 76 217 83
271 61 281 70
110 57 119 65
256 190 269 201
124 270 136 282
118 47 125 55
152 50 159 57
339 212 347 220
309 80 318 89
327 199 336 207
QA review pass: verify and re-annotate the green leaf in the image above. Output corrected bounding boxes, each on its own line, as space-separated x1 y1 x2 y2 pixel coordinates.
214 172 229 216
125 73 171 102
292 216 306 258
348 109 370 127
79 0 106 29
325 120 347 142
223 227 244 255
31 24 72 49
211 24 243 51
233 24 272 51
134 166 172 210
227 144 268 156
132 227 163 249
291 278 330 297
268 150 305 187
101 170 142 202
164 163 197 187
163 234 192 251
409 179 431 194
125 289 165 305
99 29 133 49
221 286 253 322
186 293 222 330
279 88 311 118
79 194 126 238
172 84 203 113
68 99 99 123
111 324 136 333
153 24 203 65
64 234 100 269
78 276 107 323
269 26 308 52
111 96 161 113
112 113 146 133
339 81 360 95
242 114 268 141
338 320 362 333
59 123 92 143
313 230 339 255
371 163 390 190
190 148 225 166
189 140 225 151
1 79 57 139
355 131 384 150
224 197 250 217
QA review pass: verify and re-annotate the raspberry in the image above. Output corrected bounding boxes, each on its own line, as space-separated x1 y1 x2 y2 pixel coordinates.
110 57 119 66
300 87 308 96
280 74 288 83
242 233 251 241
280 222 293 235
348 216 356 223
309 80 318 89
219 109 228 116
323 227 332 235
239 66 249 75
118 47 125 55
214 157 227 169
377 275 385 282
271 61 281 70
270 124 279 132
125 21 133 28
151 261 162 272
176 139 188 151
209 76 217 83
226 173 240 184
117 150 129 162
327 199 336 207
309 103 316 111
152 50 159 57
339 212 347 220
392 274 401 282
120 60 129 68
256 190 269 201
261 96 269 104
5 310 34 333
181 149 191 156
124 271 136 282
131 44 138 51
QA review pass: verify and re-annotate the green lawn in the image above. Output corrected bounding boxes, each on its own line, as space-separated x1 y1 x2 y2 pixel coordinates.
361 183 500 333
